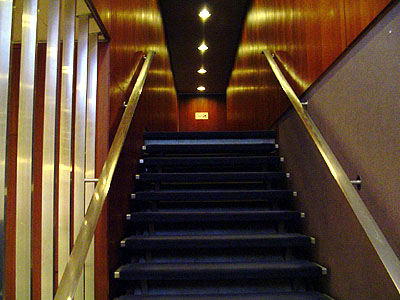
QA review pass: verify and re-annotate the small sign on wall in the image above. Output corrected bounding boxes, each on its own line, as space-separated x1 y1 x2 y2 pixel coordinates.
195 112 208 120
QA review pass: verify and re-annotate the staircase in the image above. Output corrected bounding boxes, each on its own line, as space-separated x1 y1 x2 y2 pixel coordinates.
114 131 332 300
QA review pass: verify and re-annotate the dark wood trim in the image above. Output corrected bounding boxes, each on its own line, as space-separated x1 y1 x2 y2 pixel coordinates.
84 0 111 42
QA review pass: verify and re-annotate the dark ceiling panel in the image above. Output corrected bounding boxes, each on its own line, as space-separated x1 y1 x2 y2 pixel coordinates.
159 0 249 95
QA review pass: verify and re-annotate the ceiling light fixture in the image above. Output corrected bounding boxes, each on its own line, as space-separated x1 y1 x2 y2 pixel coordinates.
197 68 207 74
199 8 211 20
197 86 206 91
198 43 208 52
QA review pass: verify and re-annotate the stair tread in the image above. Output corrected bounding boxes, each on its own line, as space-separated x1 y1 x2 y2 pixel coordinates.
144 131 277 140
116 260 325 280
116 131 330 298
140 156 282 166
134 190 293 201
117 291 332 300
127 210 303 222
143 143 277 154
137 172 287 182
122 233 313 249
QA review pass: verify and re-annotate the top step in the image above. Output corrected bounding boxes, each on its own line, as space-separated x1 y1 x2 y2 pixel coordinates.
116 292 333 300
144 131 277 140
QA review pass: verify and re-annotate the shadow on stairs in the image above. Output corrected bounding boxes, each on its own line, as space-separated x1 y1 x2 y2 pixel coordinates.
113 131 333 300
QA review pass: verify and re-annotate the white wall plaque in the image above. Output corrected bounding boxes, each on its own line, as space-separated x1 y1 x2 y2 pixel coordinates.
195 112 208 120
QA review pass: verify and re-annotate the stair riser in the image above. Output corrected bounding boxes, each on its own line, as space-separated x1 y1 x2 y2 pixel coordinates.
116 131 329 299
118 292 332 300
117 269 323 281
143 131 277 140
145 139 275 145
138 173 288 183
143 144 278 155
140 157 282 168
127 212 303 223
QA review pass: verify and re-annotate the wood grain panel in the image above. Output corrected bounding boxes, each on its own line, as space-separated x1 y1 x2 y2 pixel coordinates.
344 0 391 44
94 42 110 300
32 42 47 300
90 0 178 299
227 0 388 130
89 0 112 33
179 95 226 132
5 45 21 300
6 43 47 300
227 0 398 298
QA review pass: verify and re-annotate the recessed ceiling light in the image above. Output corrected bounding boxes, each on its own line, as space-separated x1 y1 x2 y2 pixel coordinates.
197 86 206 91
197 68 207 74
198 43 208 52
199 8 211 20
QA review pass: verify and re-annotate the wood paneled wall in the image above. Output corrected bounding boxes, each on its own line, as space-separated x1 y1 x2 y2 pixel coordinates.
6 42 111 300
90 0 178 138
279 8 400 295
227 0 398 298
179 95 227 132
5 44 20 300
344 0 391 44
6 44 47 300
6 1 177 298
227 0 391 130
94 42 111 300
89 0 178 298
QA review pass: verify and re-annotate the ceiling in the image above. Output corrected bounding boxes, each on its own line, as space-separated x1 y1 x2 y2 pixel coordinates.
159 0 249 95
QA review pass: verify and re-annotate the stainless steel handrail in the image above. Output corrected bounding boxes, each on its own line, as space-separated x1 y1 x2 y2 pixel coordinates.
262 50 400 294
54 50 155 300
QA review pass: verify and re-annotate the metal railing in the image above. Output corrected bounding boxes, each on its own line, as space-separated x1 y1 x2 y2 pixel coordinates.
262 50 400 294
54 51 155 300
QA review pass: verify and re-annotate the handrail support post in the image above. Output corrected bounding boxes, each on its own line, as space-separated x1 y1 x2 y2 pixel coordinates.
350 176 362 190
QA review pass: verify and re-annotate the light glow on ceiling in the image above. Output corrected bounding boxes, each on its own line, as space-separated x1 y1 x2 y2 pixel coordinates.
197 68 207 74
197 86 206 91
199 8 211 20
198 43 209 51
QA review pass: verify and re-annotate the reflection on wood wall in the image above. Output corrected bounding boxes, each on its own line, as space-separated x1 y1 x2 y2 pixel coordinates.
6 44 47 300
90 0 178 299
91 0 178 137
6 42 110 300
227 0 391 130
6 1 177 299
179 95 227 132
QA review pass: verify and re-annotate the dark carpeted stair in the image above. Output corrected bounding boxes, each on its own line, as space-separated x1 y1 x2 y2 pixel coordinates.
114 131 332 299
117 292 332 300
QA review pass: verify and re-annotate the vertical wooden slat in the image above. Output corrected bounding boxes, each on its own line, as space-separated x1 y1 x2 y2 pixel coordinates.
58 0 76 283
85 32 98 300
0 0 13 297
41 0 61 299
74 14 89 300
15 0 38 299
